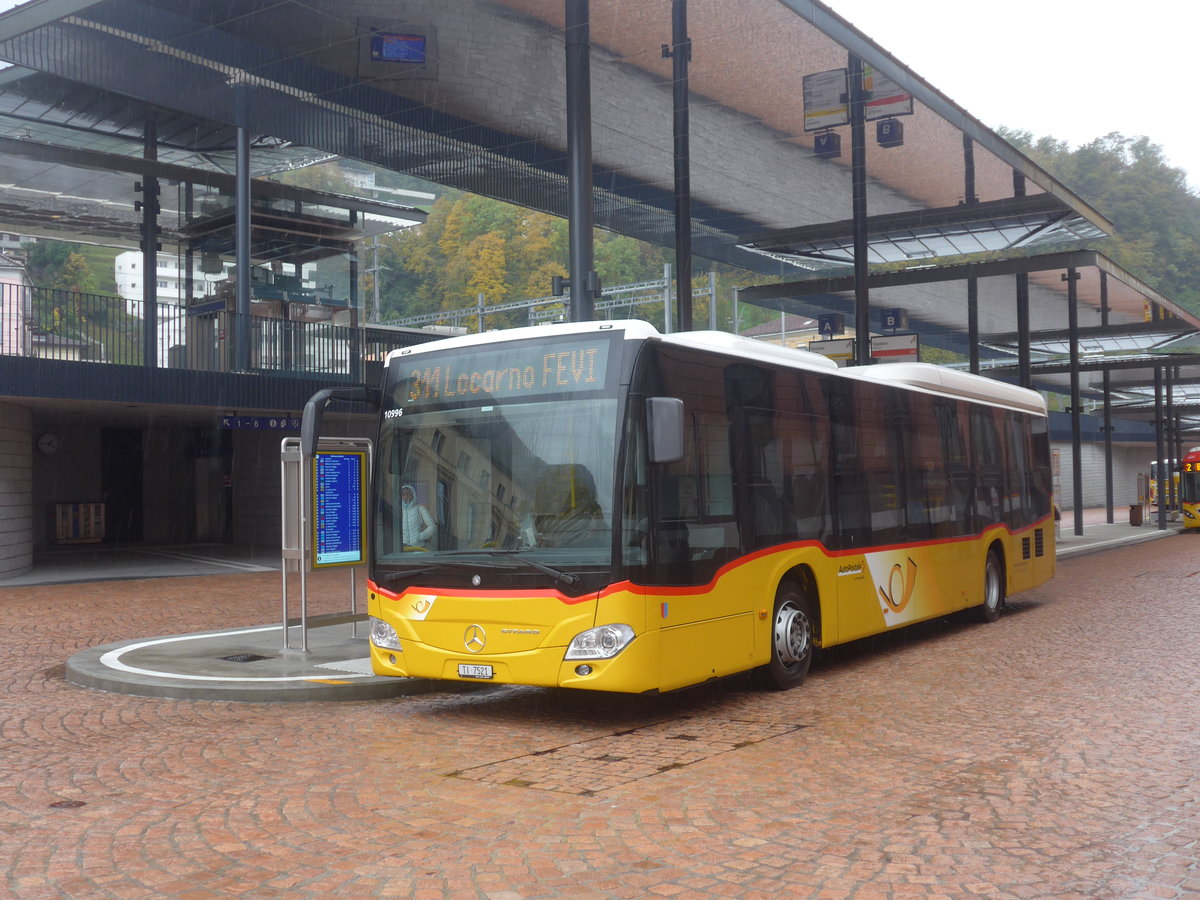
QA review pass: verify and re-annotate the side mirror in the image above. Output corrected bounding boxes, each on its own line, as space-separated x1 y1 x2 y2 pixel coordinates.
647 397 685 464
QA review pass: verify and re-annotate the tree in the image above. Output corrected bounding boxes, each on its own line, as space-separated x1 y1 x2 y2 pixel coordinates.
23 240 75 287
55 252 98 295
999 129 1200 312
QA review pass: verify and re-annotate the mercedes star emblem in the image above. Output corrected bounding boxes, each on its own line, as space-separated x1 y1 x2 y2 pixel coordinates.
464 624 487 653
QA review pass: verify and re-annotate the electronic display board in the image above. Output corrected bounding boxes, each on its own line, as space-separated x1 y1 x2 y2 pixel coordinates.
396 334 617 409
370 33 428 64
311 451 368 567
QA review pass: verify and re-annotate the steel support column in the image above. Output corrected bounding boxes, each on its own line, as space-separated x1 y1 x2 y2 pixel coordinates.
1155 368 1166 530
1016 275 1031 388
1012 170 1031 388
667 0 692 332
235 113 252 373
1065 268 1083 536
1100 271 1113 523
140 113 158 369
848 55 869 366
349 235 361 382
1166 366 1177 511
967 278 979 374
565 0 598 323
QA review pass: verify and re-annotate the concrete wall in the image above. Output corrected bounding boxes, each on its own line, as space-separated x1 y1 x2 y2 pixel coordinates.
0 402 33 576
1051 441 1150 512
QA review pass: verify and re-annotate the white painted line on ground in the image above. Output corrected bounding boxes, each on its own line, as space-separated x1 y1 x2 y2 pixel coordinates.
98 626 374 682
315 658 375 675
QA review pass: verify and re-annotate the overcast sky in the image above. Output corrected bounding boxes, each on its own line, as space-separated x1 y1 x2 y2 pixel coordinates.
827 0 1199 190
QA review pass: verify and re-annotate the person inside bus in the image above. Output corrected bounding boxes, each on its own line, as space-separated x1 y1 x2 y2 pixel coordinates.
401 484 437 549
532 464 607 548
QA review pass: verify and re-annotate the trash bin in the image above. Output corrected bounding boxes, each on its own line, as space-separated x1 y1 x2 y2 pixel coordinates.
1129 504 1143 527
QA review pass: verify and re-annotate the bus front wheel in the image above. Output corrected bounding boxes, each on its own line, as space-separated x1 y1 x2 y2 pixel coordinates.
976 549 1004 623
755 582 814 691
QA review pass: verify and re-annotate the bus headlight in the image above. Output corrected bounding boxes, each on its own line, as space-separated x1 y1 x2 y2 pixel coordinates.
564 624 635 660
369 617 402 651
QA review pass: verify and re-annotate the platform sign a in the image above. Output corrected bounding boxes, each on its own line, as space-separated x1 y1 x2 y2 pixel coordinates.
817 313 846 337
808 337 856 367
312 450 368 567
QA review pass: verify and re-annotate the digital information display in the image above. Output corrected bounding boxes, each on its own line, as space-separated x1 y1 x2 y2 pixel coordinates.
312 451 367 567
398 336 615 408
370 33 427 64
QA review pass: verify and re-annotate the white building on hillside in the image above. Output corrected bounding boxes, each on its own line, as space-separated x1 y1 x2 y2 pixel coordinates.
114 251 228 367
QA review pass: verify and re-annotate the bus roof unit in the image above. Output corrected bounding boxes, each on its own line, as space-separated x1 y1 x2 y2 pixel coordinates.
849 362 1046 416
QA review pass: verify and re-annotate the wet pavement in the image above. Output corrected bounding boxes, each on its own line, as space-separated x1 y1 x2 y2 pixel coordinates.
2 515 1197 897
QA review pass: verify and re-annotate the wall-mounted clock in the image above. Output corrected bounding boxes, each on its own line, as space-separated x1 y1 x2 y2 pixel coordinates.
36 432 62 455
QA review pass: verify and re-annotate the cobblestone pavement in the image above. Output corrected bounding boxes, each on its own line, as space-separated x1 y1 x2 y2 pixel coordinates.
2 539 1199 899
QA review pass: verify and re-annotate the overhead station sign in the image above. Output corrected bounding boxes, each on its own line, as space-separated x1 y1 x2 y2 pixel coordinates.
870 333 920 364
803 65 912 131
803 69 848 131
862 66 913 121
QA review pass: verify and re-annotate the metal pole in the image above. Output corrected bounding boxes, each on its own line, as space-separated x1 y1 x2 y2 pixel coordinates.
1012 170 1032 388
668 0 692 332
848 54 870 366
565 0 597 322
1155 367 1166 530
1100 271 1113 523
141 112 158 369
1065 268 1083 536
349 242 361 381
967 278 979 374
1167 366 1177 512
663 263 672 333
963 134 978 204
963 136 979 376
235 117 252 372
708 270 717 330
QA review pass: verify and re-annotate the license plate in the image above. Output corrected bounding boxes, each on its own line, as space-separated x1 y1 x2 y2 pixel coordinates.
457 663 494 680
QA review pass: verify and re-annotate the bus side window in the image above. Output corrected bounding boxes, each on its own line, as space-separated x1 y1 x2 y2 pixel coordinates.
1005 410 1035 530
829 381 869 548
857 383 903 546
905 393 946 540
935 399 974 536
970 406 1006 525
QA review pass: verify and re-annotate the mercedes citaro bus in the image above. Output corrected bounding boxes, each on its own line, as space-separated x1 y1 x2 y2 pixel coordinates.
304 320 1055 693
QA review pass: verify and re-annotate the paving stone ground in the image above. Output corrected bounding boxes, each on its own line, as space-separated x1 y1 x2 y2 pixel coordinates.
2 539 1199 899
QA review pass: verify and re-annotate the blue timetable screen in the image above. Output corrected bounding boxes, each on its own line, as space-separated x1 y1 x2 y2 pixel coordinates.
313 452 365 566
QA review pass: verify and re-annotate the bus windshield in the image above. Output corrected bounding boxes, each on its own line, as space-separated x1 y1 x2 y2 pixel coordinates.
374 396 619 572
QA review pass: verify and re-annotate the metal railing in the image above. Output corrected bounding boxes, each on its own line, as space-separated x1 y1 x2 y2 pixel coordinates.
0 283 433 382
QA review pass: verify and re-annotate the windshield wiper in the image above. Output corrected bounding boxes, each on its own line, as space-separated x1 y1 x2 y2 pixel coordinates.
477 551 582 589
376 564 459 586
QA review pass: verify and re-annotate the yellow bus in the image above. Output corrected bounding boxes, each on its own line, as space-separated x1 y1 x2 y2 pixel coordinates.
351 320 1054 693
1179 448 1200 529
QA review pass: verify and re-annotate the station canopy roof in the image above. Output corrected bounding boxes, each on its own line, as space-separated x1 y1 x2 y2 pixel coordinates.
1 0 1197 418
0 0 1112 265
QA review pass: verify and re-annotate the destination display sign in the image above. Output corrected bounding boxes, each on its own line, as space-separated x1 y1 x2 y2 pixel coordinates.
803 68 849 131
397 336 615 408
862 65 913 121
312 451 367 567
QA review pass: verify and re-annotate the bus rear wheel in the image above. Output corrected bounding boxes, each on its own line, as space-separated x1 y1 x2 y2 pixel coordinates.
976 548 1004 623
755 582 814 691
